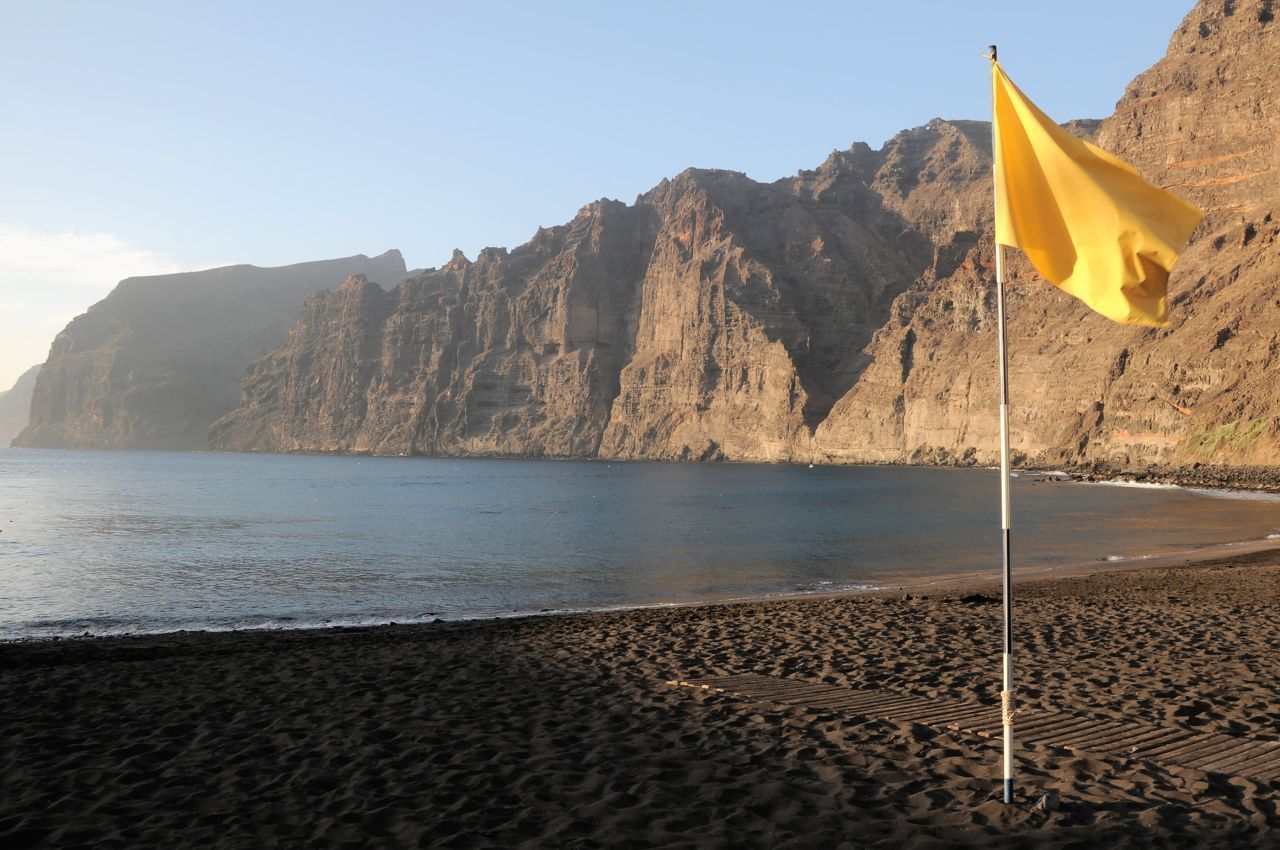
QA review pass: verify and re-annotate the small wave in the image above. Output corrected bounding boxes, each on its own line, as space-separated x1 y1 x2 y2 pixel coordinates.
776 581 880 597
1093 480 1183 492
0 585 880 642
1101 553 1160 563
1186 487 1280 503
1267 533 1280 540
0 613 447 642
1088 478 1280 502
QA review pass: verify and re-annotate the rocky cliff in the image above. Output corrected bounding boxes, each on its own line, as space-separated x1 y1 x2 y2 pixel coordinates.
212 0 1279 469
211 169 931 459
16 251 406 450
815 0 1279 470
0 364 41 447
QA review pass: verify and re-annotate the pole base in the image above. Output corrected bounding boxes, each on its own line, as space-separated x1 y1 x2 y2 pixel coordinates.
1003 778 1014 804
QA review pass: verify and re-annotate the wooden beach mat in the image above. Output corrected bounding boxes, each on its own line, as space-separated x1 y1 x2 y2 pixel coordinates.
667 673 1280 785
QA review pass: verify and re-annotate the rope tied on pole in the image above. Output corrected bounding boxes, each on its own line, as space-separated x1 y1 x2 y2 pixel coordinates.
1000 688 1018 726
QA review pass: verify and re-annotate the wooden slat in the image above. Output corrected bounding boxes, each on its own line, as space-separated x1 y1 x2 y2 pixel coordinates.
894 702 988 724
826 693 927 714
1061 722 1152 752
1149 734 1238 763
727 681 826 696
743 687 836 702
706 679 774 691
1001 715 1085 740
1136 733 1217 759
1015 715 1098 739
854 701 941 720
888 701 961 720
1124 728 1199 756
683 678 765 691
673 680 721 690
1090 725 1176 753
1193 740 1280 773
866 701 942 720
801 693 910 712
964 714 1035 737
1210 744 1280 776
1170 735 1247 764
1026 721 1117 748
925 705 998 726
1250 763 1280 783
667 674 1276 785
1182 739 1260 769
1048 721 1138 749
717 676 820 690
762 686 875 706
954 716 1005 736
781 687 883 703
798 695 914 714
691 674 764 686
971 709 1056 732
771 689 853 705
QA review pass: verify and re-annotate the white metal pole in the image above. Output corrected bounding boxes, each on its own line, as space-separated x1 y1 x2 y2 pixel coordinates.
990 44 1016 806
996 244 1015 806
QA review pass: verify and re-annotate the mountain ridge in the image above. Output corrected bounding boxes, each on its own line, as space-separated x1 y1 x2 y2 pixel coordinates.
22 0 1280 478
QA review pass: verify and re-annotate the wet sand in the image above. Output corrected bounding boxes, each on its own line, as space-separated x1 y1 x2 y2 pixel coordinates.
3 550 1280 848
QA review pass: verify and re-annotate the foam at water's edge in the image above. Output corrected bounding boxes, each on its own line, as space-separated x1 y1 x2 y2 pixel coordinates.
0 581 889 644
1187 487 1280 503
1084 477 1280 502
1090 480 1183 492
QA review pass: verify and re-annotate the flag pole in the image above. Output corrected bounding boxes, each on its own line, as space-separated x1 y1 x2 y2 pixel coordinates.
988 43 1016 806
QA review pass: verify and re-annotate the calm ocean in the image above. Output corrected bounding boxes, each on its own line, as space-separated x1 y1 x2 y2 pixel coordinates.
2 449 1278 640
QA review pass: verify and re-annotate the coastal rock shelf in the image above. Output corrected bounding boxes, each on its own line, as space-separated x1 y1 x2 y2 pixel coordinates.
668 673 1280 786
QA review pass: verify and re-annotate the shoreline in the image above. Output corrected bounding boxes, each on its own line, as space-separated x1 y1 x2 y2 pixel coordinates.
8 444 1280 493
7 533 1280 648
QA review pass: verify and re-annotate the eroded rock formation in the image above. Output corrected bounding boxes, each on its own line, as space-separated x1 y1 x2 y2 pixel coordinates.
211 169 931 459
0 364 41 447
816 0 1280 470
15 252 406 450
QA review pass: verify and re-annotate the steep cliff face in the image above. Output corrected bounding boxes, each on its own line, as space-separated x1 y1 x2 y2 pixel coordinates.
1100 0 1280 466
212 174 930 459
15 251 406 450
212 205 652 456
816 0 1280 469
596 166 928 461
0 364 41 447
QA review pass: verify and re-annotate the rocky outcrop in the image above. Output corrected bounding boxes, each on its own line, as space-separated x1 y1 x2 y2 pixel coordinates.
815 0 1280 470
211 172 930 458
15 251 406 450
211 212 653 456
0 364 41 447
595 166 929 461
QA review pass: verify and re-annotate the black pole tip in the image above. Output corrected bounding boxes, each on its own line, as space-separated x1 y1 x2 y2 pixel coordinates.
988 44 998 61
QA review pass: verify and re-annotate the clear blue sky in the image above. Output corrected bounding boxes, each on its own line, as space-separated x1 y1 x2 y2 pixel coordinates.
1 1 1192 386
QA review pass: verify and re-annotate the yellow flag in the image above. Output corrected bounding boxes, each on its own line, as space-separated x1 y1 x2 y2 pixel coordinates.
992 61 1203 326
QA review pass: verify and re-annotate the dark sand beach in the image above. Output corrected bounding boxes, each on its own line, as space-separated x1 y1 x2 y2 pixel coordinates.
4 550 1280 848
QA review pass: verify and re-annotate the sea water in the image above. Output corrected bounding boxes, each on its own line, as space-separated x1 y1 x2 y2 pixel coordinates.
2 449 1278 640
